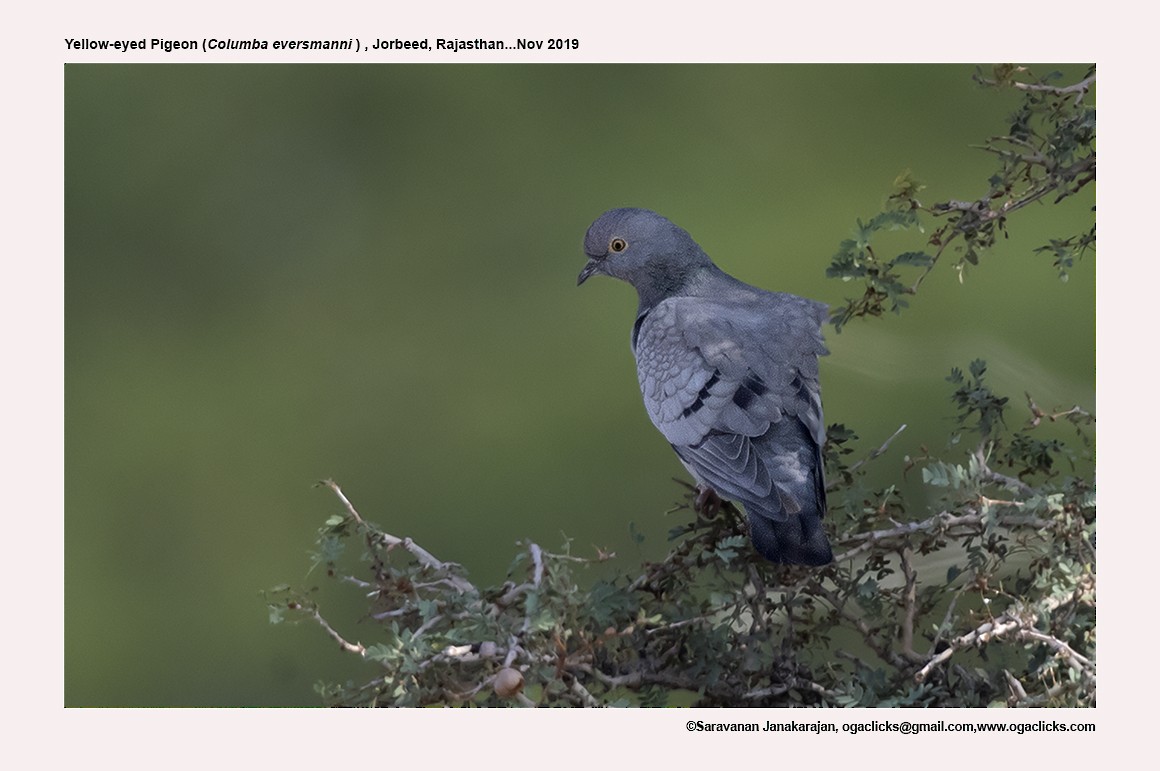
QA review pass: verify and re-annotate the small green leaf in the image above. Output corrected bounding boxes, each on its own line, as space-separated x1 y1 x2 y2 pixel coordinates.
891 251 934 267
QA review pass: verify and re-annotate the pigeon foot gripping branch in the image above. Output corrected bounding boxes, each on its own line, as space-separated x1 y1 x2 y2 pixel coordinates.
578 208 833 566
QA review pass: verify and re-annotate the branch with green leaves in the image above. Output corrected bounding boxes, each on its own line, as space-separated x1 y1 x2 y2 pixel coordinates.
266 360 1093 707
827 64 1095 331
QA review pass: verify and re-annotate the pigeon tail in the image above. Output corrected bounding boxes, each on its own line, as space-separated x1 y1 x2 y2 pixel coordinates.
746 503 833 566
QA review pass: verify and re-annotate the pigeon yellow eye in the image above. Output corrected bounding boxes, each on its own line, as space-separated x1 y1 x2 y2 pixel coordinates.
610 238 627 253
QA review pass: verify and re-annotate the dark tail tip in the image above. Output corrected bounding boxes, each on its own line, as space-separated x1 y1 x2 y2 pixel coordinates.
746 509 833 566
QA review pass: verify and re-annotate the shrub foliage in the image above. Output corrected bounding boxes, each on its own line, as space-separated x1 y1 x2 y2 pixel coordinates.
266 65 1095 707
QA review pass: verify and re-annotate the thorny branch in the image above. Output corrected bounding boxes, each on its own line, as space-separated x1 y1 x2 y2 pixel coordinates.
914 595 1097 701
320 479 476 595
283 384 1092 707
287 395 1091 705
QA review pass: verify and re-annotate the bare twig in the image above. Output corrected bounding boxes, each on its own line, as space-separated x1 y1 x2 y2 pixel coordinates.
832 507 1051 564
744 677 840 703
909 231 958 294
1004 669 1029 703
915 612 1023 683
530 542 545 586
977 72 1095 101
644 615 713 635
320 479 476 594
503 634 523 668
973 446 1035 497
898 547 919 661
410 613 445 642
745 564 769 636
829 424 907 490
915 594 1095 692
809 581 908 670
570 677 602 707
1020 629 1096 677
307 606 366 657
520 542 546 635
931 583 970 653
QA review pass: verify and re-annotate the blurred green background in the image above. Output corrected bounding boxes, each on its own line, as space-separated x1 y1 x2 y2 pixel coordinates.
65 64 1094 706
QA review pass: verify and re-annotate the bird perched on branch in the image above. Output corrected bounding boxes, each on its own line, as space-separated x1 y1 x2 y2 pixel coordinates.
577 208 833 566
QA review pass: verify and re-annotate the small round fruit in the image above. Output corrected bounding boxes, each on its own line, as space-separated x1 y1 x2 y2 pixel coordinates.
493 668 524 698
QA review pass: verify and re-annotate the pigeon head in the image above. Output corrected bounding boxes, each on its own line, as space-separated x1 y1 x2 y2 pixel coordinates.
577 208 714 308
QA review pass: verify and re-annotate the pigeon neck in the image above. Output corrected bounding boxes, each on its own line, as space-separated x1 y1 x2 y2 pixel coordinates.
635 260 723 313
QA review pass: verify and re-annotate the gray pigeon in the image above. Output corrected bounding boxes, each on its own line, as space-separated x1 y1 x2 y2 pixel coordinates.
577 208 833 566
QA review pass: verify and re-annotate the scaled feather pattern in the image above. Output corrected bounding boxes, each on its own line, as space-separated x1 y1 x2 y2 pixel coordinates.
578 208 833 565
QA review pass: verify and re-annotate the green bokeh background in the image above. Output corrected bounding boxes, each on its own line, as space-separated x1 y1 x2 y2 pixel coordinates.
65 64 1094 706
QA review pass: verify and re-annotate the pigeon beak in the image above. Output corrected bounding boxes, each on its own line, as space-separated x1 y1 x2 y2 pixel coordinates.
577 258 601 286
